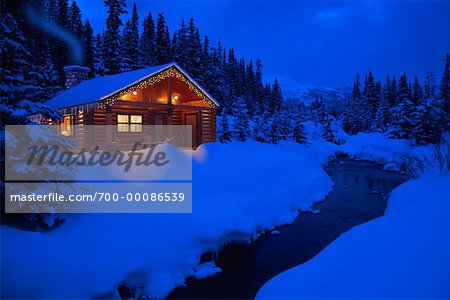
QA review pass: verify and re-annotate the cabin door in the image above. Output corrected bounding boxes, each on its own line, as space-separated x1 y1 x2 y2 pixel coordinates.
185 113 199 147
154 113 167 125
153 112 168 143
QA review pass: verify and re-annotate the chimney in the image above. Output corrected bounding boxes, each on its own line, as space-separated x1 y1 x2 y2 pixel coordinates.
64 65 91 89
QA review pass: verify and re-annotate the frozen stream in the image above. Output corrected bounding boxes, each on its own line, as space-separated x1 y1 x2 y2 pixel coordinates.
168 158 404 299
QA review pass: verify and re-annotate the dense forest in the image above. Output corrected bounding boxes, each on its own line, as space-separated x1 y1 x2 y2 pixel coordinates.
1 0 282 124
1 0 449 146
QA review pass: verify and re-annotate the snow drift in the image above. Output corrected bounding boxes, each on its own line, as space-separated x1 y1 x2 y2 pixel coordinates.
1 140 333 299
257 175 450 299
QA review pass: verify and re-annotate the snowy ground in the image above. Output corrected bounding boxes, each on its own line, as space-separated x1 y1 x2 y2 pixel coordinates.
257 174 450 299
1 140 333 299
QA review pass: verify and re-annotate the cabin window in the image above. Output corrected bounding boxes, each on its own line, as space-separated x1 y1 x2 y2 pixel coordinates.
117 114 143 132
60 115 73 136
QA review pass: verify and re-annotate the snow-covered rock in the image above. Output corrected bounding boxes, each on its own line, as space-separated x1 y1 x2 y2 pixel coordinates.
339 132 411 164
193 262 222 280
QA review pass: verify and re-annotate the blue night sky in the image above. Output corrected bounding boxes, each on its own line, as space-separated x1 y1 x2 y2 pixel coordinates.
78 0 450 88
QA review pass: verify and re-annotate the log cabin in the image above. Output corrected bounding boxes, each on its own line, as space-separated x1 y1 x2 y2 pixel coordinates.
43 62 219 148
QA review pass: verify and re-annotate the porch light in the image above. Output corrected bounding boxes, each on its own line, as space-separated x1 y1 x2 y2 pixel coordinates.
132 91 138 96
173 95 179 101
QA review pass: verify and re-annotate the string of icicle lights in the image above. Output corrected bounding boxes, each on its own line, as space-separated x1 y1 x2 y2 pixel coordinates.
99 66 218 109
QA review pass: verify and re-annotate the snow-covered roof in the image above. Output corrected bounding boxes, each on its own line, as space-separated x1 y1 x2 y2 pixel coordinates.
46 62 219 109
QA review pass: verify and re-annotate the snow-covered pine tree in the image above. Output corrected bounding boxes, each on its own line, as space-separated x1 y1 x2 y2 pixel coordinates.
412 76 424 106
245 59 256 115
82 19 95 72
277 105 292 140
342 73 366 134
321 114 336 143
293 121 307 144
128 3 140 70
269 79 283 114
373 80 390 133
438 53 450 122
186 18 203 81
68 1 83 39
292 106 308 144
423 71 437 99
29 42 62 101
269 115 281 144
209 40 226 108
233 97 250 141
120 20 133 72
413 98 440 145
252 110 272 143
254 58 264 114
155 13 171 64
201 35 214 89
103 0 127 74
139 12 156 67
362 72 378 129
218 107 232 143
389 73 414 139
93 33 106 76
1 13 59 126
172 19 189 67
119 4 139 72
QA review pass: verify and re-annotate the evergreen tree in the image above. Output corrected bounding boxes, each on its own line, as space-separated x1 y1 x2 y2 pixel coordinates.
127 2 140 70
233 97 250 141
103 0 127 74
439 53 450 119
322 114 336 143
218 107 232 143
1 13 58 126
172 19 189 67
186 18 203 80
373 80 390 133
82 19 94 72
423 71 437 99
120 4 141 72
68 0 83 39
293 120 308 144
362 71 378 124
155 13 171 64
209 40 226 108
268 115 281 144
93 33 106 76
413 98 440 145
412 76 424 106
201 35 214 88
120 20 133 72
269 78 282 114
29 42 61 101
254 58 264 113
277 105 292 140
342 72 367 134
253 110 272 143
390 73 413 139
139 12 156 66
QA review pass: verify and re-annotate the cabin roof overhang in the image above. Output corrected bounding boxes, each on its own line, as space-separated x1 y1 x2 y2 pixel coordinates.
45 62 219 112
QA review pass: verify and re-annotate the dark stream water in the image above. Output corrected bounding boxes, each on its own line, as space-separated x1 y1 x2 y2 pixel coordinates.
168 158 404 300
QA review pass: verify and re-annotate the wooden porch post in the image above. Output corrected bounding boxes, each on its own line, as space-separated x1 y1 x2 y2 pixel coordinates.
167 77 173 124
105 104 113 145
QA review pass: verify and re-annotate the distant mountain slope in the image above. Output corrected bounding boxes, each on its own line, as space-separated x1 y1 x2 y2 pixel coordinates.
281 82 351 113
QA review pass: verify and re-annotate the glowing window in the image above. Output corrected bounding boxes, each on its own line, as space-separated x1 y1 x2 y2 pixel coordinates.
117 114 143 132
61 115 73 136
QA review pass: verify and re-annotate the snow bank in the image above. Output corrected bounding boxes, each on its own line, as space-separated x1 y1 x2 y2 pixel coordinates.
339 132 411 164
257 175 450 299
1 140 332 299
